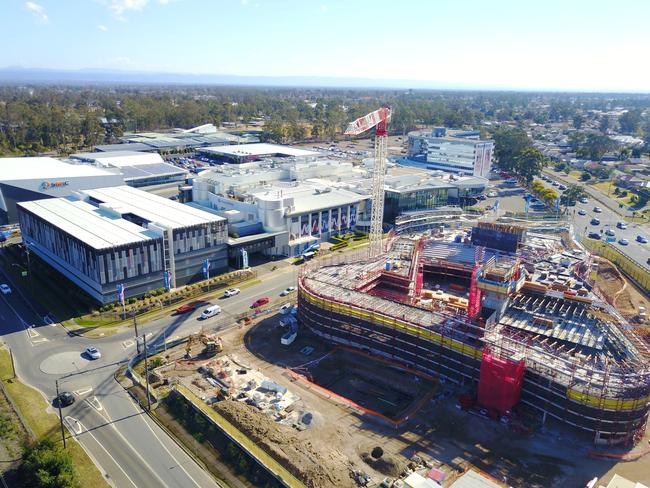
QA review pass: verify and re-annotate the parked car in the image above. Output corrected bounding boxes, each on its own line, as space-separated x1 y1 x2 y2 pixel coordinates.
279 303 293 314
558 184 567 191
590 218 600 225
0 284 11 295
587 232 601 240
593 206 602 213
637 235 648 244
552 181 559 187
200 305 221 319
223 288 240 297
487 191 498 198
280 286 296 296
84 346 101 360
616 221 628 229
55 391 75 408
618 238 629 246
577 209 587 216
251 297 269 308
579 197 589 204
605 229 616 237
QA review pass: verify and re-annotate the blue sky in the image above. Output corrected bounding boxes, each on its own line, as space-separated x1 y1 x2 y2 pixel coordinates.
2 0 650 91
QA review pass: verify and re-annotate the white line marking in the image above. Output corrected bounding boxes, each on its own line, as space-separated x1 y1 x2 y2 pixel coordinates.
125 394 203 487
122 339 135 349
74 387 93 396
87 396 103 412
64 416 83 435
76 420 139 488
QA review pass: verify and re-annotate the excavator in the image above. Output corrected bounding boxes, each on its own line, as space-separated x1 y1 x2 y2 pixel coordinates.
185 329 223 359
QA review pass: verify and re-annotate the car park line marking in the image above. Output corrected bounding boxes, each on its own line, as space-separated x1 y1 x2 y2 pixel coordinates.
76 420 139 488
64 416 83 435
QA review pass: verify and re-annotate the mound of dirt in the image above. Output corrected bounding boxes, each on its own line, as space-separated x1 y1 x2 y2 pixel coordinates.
360 451 404 478
214 400 354 488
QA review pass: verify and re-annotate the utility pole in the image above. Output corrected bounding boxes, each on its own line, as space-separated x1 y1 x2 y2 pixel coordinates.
133 312 140 354
55 379 66 449
142 334 151 410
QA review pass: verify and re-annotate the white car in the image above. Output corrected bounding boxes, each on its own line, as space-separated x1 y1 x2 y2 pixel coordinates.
487 191 498 198
223 288 240 297
280 286 296 296
279 303 293 314
85 346 101 360
593 206 602 213
579 197 589 204
0 284 11 295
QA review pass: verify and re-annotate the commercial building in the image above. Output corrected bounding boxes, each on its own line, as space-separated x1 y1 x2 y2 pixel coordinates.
298 223 650 444
0 157 125 224
406 128 494 177
196 143 319 164
69 150 188 188
18 186 227 304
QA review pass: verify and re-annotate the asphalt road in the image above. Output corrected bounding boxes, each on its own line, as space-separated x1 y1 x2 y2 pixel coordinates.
0 262 299 487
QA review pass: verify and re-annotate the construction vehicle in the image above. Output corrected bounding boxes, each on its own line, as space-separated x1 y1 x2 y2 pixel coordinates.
185 329 223 358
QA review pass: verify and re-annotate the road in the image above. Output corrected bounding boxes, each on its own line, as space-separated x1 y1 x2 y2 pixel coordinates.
0 261 298 487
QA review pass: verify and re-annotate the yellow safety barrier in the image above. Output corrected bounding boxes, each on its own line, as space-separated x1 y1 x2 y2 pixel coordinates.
583 239 650 294
301 287 650 412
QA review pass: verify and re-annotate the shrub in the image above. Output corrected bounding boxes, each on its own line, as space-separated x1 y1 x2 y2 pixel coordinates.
20 438 79 488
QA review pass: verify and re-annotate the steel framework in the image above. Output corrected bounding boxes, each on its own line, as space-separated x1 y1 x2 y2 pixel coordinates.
345 107 391 258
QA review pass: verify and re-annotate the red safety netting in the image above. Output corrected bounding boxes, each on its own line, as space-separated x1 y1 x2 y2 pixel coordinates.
467 266 482 319
477 351 525 416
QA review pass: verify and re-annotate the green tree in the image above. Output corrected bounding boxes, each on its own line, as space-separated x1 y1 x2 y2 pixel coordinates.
513 148 547 183
572 114 585 130
619 110 642 134
580 172 592 182
493 127 532 171
561 184 587 207
578 134 615 161
20 439 79 488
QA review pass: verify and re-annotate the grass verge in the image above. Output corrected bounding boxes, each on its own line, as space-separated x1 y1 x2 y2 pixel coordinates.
0 348 109 487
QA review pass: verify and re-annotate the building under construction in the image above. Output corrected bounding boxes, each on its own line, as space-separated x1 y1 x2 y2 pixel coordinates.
297 222 650 445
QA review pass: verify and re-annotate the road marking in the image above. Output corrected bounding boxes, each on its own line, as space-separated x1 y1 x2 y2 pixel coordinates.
74 387 93 396
122 339 135 349
27 327 40 338
92 395 170 488
64 416 83 435
76 419 139 488
87 396 104 412
125 394 203 488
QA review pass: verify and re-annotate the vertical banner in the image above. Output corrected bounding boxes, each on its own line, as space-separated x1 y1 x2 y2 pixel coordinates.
331 208 339 233
311 212 319 235
116 283 125 306
241 249 249 268
300 215 309 237
202 259 210 280
341 206 348 230
349 206 357 227
321 211 329 234
163 270 170 290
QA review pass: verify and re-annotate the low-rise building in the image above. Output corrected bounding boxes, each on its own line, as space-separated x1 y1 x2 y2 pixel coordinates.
406 128 494 177
18 186 227 303
0 157 125 224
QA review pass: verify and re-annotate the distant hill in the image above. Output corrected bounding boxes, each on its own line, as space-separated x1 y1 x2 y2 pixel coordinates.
0 67 470 90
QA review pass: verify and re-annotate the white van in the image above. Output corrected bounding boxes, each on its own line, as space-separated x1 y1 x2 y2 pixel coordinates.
200 305 221 319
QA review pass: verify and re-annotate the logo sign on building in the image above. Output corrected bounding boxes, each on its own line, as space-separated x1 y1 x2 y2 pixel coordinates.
39 181 70 191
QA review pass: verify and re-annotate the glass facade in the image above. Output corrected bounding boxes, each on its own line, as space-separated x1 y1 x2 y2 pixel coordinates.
384 187 449 222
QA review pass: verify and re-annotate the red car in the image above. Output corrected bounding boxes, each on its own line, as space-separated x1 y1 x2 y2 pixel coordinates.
251 297 269 308
175 302 200 314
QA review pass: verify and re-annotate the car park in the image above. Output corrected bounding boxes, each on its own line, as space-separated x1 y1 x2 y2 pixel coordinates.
55 391 75 408
618 238 629 246
577 209 586 216
280 286 296 296
637 235 648 244
590 218 600 225
0 284 11 295
593 206 602 213
616 221 628 229
84 346 101 359
587 232 601 240
224 288 240 297
252 297 269 308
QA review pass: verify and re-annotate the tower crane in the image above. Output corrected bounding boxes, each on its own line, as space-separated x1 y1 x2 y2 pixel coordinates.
344 107 392 258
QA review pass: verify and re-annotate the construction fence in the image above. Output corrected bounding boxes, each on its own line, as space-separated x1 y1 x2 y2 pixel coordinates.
582 239 650 296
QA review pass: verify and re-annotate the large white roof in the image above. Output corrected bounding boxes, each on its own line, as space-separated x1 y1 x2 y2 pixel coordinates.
251 184 365 215
70 151 164 168
18 186 224 250
0 157 118 180
201 143 319 158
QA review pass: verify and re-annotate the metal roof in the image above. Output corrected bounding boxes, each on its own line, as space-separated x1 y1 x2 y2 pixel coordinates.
0 157 118 181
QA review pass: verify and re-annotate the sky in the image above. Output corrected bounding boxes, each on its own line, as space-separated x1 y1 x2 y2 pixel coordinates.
1 0 650 92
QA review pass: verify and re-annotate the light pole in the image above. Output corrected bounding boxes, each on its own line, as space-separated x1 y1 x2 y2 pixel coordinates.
55 379 67 449
132 312 140 354
142 334 151 410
